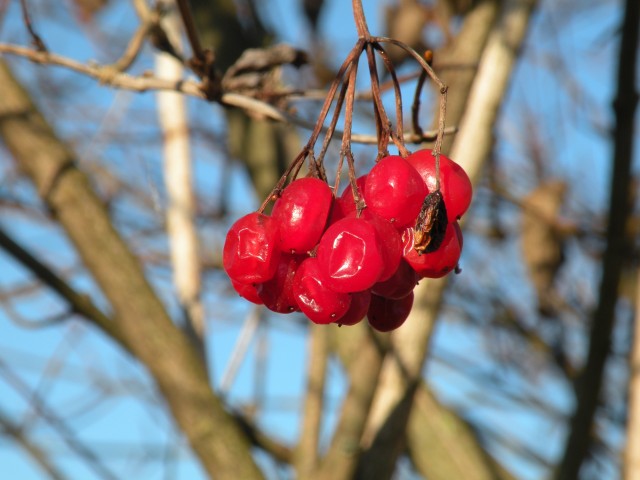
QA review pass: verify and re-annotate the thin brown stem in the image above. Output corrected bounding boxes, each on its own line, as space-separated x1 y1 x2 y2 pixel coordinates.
351 0 371 38
175 0 205 62
341 58 364 212
19 0 46 51
365 44 389 158
374 36 448 189
412 70 428 137
373 42 409 157
304 40 365 152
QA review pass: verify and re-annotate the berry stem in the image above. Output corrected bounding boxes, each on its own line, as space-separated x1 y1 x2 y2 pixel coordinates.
373 42 409 157
351 0 371 39
373 36 448 191
340 59 366 213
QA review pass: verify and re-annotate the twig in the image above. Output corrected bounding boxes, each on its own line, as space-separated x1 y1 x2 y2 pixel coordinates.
219 307 262 395
19 0 46 51
0 43 454 146
0 407 68 480
174 0 218 99
0 360 119 480
556 0 638 476
0 226 126 348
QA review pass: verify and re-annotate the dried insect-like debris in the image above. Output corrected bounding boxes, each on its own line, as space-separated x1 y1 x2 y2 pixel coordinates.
414 190 447 254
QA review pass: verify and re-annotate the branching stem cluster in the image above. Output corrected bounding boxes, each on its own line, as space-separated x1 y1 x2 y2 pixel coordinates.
258 0 448 214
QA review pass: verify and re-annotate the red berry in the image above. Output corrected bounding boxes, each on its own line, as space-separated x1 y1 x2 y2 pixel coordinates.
339 174 368 216
367 292 414 332
356 210 402 282
316 217 385 293
223 212 281 284
293 257 351 324
257 253 305 313
402 221 462 278
272 178 333 254
364 156 427 229
335 290 371 326
372 259 419 300
231 279 263 305
407 150 472 222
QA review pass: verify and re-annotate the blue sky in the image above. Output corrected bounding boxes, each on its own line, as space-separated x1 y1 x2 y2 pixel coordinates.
0 0 634 479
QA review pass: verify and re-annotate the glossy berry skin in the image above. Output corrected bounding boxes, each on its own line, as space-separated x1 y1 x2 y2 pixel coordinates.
231 279 263 305
294 257 352 324
364 156 427 229
223 212 281 284
257 254 305 313
367 292 414 332
339 174 368 216
355 210 402 282
335 290 371 326
272 178 333 254
402 221 462 278
372 259 419 300
327 176 368 227
317 217 385 293
407 150 472 222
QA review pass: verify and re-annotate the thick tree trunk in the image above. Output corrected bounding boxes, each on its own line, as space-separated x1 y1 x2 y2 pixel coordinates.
0 60 264 480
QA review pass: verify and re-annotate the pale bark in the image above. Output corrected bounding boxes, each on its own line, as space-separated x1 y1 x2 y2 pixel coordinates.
312 323 385 480
360 0 538 478
296 324 329 478
155 1 205 346
625 267 640 480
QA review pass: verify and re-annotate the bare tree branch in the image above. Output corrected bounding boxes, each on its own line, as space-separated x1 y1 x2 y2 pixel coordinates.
0 406 68 480
312 324 385 480
0 225 125 346
556 0 639 476
295 324 329 478
0 59 264 480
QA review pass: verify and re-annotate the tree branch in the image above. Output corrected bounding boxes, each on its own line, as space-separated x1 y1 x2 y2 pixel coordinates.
0 42 451 145
0 59 264 480
295 324 329 478
0 406 68 480
556 0 639 476
312 324 385 480
0 225 126 348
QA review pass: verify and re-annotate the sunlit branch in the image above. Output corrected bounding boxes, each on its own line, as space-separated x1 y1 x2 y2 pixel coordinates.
0 43 453 145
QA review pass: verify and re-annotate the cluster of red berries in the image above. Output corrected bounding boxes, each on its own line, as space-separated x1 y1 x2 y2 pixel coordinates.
223 150 472 331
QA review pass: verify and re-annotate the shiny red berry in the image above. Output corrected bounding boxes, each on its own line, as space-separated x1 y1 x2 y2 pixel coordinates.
231 279 263 305
223 212 281 284
272 177 333 254
257 253 305 313
293 257 351 324
356 209 402 282
364 156 427 229
339 174 368 216
372 259 419 300
367 292 414 332
402 221 462 278
407 150 472 222
335 290 371 326
317 217 385 293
